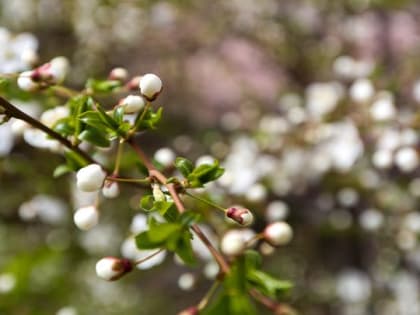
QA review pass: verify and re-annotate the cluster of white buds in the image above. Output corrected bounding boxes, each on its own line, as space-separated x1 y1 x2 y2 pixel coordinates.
76 164 107 192
119 95 145 114
17 56 69 92
263 222 293 246
139 73 162 101
226 206 254 226
177 306 199 315
95 257 133 281
73 205 99 230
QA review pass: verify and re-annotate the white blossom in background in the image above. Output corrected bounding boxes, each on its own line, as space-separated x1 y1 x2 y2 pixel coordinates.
336 270 371 304
359 209 384 231
56 306 78 315
349 78 374 103
333 56 373 80
394 147 419 173
0 27 38 73
305 82 344 119
40 106 70 128
18 194 67 224
178 272 195 291
413 80 420 103
391 272 420 315
154 147 176 167
370 92 396 121
265 200 289 222
0 273 16 293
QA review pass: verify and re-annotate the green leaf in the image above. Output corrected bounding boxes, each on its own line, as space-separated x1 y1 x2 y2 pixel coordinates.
148 223 180 243
53 164 72 178
137 107 163 130
53 119 74 136
174 231 196 265
246 270 293 299
244 250 262 271
95 104 119 130
113 107 125 124
79 111 109 129
187 160 225 188
140 195 155 212
78 127 110 147
179 211 201 226
175 157 194 177
85 79 122 93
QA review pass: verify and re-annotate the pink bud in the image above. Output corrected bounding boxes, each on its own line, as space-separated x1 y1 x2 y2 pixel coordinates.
177 306 199 315
226 206 254 226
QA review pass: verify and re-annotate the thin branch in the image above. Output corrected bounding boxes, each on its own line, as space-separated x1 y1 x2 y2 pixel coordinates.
0 96 96 164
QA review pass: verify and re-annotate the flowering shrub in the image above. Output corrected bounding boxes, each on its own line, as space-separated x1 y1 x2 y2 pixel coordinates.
0 30 295 315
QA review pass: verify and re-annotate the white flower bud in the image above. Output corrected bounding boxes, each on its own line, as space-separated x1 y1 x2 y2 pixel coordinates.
76 164 106 192
95 257 133 281
49 56 69 83
102 181 119 199
17 71 39 91
263 222 293 246
109 67 128 81
220 230 246 256
139 73 162 101
120 95 145 114
395 147 419 172
40 105 70 127
154 147 176 167
372 149 393 169
73 205 99 230
226 206 254 226
370 94 396 121
152 183 166 202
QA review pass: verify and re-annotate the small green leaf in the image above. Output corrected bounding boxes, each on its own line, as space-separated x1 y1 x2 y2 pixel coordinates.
53 164 72 178
78 127 110 147
140 195 155 212
113 107 125 124
85 79 122 93
246 270 293 299
148 223 180 243
175 157 194 177
64 150 88 170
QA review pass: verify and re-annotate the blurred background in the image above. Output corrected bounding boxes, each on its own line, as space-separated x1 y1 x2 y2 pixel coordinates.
1 0 420 314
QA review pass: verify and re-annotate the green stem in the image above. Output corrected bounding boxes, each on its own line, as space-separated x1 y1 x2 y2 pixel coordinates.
113 139 125 175
134 249 164 265
185 192 226 212
197 281 220 311
106 176 151 184
132 101 151 132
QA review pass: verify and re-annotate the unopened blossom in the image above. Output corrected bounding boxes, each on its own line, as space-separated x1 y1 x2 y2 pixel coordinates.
76 164 107 192
264 222 293 246
139 73 162 100
17 71 39 91
226 206 254 226
119 95 145 114
109 67 128 81
102 181 119 199
73 205 99 230
154 147 176 167
177 306 198 315
95 257 133 281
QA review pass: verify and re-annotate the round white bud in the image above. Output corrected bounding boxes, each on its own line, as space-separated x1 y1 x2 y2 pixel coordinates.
264 222 293 246
177 272 195 291
73 205 99 230
76 164 107 192
17 71 39 91
372 149 393 169
220 230 246 256
102 181 119 199
109 67 128 81
154 147 176 167
120 95 145 114
395 147 419 172
49 56 69 83
139 73 162 100
95 257 133 281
